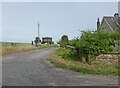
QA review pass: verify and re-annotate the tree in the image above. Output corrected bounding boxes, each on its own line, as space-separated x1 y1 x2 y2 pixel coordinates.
34 37 41 46
59 35 69 48
69 31 119 63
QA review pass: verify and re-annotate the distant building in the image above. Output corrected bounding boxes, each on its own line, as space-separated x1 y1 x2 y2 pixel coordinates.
97 13 120 32
42 37 53 44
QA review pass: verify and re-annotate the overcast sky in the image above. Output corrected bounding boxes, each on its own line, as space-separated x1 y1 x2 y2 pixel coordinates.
2 2 118 43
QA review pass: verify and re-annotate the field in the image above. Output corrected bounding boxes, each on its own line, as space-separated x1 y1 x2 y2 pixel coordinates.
0 42 37 54
0 42 58 55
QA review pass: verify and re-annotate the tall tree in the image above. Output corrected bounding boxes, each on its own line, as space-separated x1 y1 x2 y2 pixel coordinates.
59 35 69 48
34 37 41 46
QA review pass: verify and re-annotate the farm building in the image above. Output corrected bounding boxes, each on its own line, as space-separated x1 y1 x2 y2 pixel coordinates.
41 37 53 44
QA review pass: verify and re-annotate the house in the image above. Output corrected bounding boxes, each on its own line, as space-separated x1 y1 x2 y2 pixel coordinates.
96 1 120 50
97 13 120 50
97 13 120 32
97 1 120 32
41 37 53 44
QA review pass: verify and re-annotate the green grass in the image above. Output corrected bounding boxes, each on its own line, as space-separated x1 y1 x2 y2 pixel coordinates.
49 49 119 76
38 44 59 49
66 65 118 75
38 44 52 49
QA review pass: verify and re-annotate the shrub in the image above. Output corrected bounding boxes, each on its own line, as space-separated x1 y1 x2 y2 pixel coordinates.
68 31 119 63
59 35 69 48
57 49 73 58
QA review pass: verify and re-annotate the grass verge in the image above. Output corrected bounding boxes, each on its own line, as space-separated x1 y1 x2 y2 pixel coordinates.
1 42 58 55
49 53 119 76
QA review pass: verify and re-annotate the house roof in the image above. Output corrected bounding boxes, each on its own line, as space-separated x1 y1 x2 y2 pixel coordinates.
100 16 120 32
42 37 52 39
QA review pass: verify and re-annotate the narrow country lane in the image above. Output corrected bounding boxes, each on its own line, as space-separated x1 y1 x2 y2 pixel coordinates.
2 48 118 86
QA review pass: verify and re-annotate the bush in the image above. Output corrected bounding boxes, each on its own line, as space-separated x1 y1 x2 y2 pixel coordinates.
57 49 73 58
59 35 69 48
68 31 119 63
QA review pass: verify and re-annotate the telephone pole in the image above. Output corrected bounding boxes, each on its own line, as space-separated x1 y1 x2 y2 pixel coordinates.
38 22 40 38
38 22 40 44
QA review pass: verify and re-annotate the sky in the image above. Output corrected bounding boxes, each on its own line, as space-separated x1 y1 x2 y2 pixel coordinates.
1 2 118 43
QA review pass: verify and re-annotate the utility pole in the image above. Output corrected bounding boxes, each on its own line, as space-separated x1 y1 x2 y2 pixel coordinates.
38 22 40 38
38 22 40 44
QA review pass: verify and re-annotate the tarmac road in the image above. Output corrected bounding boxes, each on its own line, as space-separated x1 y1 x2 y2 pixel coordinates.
2 48 118 86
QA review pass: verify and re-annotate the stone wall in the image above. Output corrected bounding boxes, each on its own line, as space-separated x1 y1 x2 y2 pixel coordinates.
96 54 119 65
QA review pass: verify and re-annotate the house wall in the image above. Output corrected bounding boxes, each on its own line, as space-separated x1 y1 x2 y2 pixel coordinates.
43 38 52 42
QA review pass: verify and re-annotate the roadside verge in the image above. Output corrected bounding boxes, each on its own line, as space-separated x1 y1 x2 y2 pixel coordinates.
48 53 119 76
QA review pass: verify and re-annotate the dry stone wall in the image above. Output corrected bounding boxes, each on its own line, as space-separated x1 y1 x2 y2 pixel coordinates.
96 54 119 65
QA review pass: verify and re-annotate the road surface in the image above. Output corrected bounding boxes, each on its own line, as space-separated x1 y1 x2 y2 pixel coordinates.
2 48 118 86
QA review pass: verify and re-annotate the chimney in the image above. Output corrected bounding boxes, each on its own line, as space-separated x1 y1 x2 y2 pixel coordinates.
97 18 100 30
113 13 119 23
